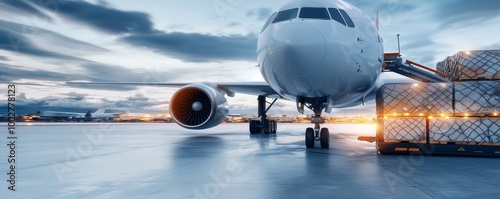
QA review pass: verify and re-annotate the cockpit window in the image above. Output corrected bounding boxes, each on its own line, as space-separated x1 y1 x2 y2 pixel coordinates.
328 8 347 26
261 12 277 32
339 9 355 28
299 7 330 20
272 8 299 23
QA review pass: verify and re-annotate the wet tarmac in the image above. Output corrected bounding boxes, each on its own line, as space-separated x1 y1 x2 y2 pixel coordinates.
2 123 499 199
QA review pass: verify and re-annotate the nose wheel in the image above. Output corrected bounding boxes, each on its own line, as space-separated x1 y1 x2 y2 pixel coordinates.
320 128 330 148
305 127 330 148
305 128 315 148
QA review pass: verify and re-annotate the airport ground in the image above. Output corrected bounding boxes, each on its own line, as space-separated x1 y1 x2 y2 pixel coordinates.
4 114 377 124
1 123 498 199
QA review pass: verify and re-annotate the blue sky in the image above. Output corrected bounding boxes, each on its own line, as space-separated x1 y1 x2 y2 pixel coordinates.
1 0 499 115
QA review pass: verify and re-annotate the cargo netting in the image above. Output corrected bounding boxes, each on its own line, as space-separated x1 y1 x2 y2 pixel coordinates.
376 83 453 116
436 50 500 81
378 81 500 144
430 118 500 143
454 81 500 115
383 118 426 142
378 81 500 117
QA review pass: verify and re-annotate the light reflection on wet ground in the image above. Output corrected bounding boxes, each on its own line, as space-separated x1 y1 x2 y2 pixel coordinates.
3 123 499 199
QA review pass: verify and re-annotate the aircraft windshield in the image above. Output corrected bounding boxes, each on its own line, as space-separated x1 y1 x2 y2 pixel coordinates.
339 9 355 28
299 7 330 20
328 8 347 26
272 8 299 23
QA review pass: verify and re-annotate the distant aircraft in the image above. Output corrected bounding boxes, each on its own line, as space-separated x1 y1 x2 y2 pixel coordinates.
70 0 403 148
41 106 106 117
41 106 123 121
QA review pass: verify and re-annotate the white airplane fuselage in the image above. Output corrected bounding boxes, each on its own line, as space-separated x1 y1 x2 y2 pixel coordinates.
258 0 383 108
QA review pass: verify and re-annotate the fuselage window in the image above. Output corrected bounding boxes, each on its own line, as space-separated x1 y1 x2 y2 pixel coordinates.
339 9 355 28
328 8 347 26
272 8 299 23
299 7 330 20
261 12 277 32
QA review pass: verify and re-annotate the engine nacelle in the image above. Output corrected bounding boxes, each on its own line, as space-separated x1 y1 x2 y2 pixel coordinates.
170 84 229 129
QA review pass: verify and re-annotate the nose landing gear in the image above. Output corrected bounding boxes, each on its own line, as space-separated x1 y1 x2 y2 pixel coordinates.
305 116 330 148
299 97 330 149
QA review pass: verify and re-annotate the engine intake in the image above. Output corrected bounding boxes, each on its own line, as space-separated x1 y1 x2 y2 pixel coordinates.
170 84 229 129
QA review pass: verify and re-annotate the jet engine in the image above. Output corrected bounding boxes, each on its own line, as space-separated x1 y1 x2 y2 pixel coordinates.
170 84 229 129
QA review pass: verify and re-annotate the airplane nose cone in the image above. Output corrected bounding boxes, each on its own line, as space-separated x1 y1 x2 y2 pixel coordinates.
267 23 326 77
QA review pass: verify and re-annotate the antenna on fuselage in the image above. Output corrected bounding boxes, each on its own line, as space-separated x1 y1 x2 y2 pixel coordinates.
376 11 379 30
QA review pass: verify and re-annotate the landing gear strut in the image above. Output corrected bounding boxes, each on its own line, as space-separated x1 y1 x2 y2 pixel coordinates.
249 96 277 134
300 97 330 149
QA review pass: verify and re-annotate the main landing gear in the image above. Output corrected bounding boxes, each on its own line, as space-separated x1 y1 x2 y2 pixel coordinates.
299 97 330 149
249 96 278 134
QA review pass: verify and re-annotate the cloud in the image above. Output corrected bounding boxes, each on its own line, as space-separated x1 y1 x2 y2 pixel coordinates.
31 0 154 34
226 22 241 27
0 55 9 61
0 0 53 22
110 93 168 109
97 0 110 6
121 32 257 62
375 2 416 14
0 19 106 60
65 92 87 101
347 0 417 15
0 61 178 91
0 28 85 61
435 0 500 28
0 62 75 82
25 0 257 63
59 62 179 91
402 37 434 49
481 43 500 50
246 8 273 21
2 92 169 114
5 92 100 114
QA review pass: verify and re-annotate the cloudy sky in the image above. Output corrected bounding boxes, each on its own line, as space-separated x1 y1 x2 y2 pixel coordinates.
1 0 499 116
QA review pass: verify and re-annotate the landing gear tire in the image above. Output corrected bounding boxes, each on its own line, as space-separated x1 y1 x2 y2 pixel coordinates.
305 128 315 148
273 121 277 134
262 119 270 134
249 120 259 134
320 128 330 149
269 120 277 134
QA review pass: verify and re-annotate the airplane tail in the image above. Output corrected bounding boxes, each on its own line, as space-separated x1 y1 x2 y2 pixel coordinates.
94 106 106 114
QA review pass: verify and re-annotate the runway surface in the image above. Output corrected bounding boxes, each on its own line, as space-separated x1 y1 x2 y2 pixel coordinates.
2 123 499 199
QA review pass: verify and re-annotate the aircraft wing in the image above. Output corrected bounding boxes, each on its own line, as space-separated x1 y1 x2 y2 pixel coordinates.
67 81 282 98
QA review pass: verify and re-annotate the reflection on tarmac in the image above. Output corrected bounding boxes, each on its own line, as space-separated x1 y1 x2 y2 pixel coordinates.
4 123 500 199
249 133 277 149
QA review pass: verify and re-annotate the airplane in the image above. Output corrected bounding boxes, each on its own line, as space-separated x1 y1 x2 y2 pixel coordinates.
70 0 403 148
42 106 124 121
41 106 107 118
73 107 127 121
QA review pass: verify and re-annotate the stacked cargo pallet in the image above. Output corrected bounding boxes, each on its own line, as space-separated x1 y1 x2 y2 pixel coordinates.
436 50 500 81
377 50 500 155
377 81 500 144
